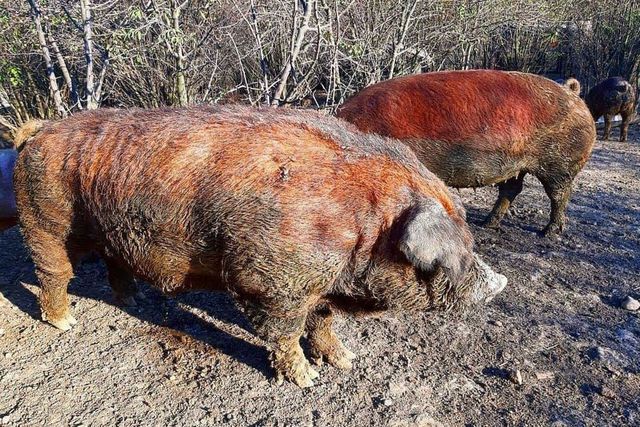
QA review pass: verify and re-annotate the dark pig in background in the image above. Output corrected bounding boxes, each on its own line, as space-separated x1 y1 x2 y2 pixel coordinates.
337 70 596 236
585 77 636 142
14 106 506 387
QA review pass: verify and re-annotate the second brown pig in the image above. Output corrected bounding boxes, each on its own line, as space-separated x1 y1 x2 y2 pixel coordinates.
337 70 596 235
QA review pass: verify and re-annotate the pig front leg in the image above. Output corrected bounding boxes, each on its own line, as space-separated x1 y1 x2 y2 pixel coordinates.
619 111 632 142
602 114 613 141
105 259 138 306
483 174 525 229
242 300 319 388
306 303 356 370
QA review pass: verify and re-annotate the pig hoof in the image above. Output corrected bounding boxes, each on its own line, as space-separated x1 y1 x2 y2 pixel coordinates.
276 359 319 388
47 313 77 331
310 339 356 370
311 353 353 370
482 217 501 229
543 224 563 237
327 347 356 370
273 349 320 388
117 295 137 307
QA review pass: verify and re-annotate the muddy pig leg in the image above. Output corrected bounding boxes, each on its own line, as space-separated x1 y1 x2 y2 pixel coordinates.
105 259 138 306
27 231 78 331
602 114 613 141
306 303 355 370
242 299 319 388
619 111 632 142
483 173 525 229
539 176 573 236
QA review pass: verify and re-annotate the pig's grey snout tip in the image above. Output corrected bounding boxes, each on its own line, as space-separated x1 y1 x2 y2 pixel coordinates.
485 273 507 303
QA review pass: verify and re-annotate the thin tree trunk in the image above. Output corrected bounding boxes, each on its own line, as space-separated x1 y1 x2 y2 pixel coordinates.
389 0 418 80
172 1 188 107
47 29 79 110
80 0 98 109
272 0 314 106
94 52 110 105
27 0 66 118
249 0 270 104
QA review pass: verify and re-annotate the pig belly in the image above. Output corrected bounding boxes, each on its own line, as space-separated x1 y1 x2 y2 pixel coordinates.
99 235 226 294
424 145 528 188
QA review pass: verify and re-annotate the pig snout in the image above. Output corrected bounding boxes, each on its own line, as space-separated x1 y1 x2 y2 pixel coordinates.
485 272 507 303
472 255 507 304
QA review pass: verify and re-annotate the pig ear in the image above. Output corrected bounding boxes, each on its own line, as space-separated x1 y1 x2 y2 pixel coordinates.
398 198 472 284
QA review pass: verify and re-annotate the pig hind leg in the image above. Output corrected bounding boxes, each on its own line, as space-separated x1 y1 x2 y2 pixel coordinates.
602 114 613 141
619 110 632 142
242 299 319 388
306 303 355 370
483 173 525 229
539 175 573 236
105 259 138 306
26 232 78 331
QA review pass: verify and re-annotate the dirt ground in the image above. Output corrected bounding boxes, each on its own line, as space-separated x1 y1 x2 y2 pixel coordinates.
1 124 639 427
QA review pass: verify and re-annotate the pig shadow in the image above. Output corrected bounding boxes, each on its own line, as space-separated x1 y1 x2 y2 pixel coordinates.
0 227 271 378
464 205 542 236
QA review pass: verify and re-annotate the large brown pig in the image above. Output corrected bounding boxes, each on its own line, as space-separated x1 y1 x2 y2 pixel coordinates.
336 70 596 236
14 106 506 387
585 76 636 142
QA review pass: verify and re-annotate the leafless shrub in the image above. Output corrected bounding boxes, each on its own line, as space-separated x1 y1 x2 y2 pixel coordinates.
0 0 638 126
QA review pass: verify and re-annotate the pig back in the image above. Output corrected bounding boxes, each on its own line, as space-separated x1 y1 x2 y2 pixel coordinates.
15 107 451 294
337 70 595 187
